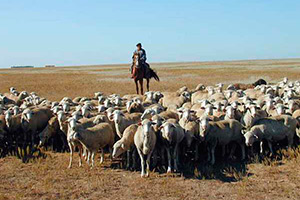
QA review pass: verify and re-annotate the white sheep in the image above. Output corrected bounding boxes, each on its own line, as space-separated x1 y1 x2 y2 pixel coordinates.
134 119 157 177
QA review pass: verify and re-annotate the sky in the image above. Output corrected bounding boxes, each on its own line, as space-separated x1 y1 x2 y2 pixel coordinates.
0 0 299 68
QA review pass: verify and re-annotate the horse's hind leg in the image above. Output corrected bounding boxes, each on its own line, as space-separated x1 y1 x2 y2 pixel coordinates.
139 79 144 95
135 80 139 94
146 79 150 92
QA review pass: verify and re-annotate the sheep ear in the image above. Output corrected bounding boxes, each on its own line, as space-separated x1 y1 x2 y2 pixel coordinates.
121 143 125 149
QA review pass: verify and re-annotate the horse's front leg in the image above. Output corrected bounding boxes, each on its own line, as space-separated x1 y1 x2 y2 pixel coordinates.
139 79 144 95
135 80 139 94
146 79 150 92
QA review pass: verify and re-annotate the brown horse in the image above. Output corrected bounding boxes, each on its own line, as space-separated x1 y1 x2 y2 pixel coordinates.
132 53 160 94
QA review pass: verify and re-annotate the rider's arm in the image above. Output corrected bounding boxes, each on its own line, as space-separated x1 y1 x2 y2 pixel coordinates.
140 49 147 61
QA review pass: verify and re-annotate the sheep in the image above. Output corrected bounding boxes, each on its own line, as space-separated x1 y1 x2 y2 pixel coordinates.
4 91 29 106
112 124 138 158
38 116 67 151
72 122 115 168
4 111 24 146
153 91 164 103
243 88 264 100
122 94 143 102
178 109 199 160
286 100 299 115
94 92 103 100
93 115 110 124
190 83 206 94
240 104 262 129
244 115 297 154
253 79 267 87
127 100 144 113
140 106 170 121
21 107 53 145
224 106 236 120
57 116 85 168
198 118 245 165
143 91 155 103
64 116 103 168
112 124 139 169
213 102 225 118
159 121 185 173
263 99 278 116
158 110 179 121
191 90 209 104
134 119 157 177
160 91 190 109
112 110 141 138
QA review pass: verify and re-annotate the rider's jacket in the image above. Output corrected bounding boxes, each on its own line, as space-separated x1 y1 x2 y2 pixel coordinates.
133 48 147 63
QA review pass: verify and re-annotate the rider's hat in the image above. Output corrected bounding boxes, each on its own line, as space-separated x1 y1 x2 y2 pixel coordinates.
136 43 142 47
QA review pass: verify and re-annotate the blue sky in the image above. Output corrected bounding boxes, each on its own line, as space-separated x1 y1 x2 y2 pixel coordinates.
0 0 299 68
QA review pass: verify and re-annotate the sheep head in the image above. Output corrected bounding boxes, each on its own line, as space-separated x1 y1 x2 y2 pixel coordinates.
198 117 210 141
159 122 176 143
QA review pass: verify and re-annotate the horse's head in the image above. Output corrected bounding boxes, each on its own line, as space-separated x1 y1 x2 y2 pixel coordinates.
132 52 139 67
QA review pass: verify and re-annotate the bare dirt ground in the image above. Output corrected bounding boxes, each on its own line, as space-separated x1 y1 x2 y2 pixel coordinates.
0 59 300 200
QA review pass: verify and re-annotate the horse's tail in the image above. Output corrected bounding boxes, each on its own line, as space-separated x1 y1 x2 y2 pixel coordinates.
148 68 160 82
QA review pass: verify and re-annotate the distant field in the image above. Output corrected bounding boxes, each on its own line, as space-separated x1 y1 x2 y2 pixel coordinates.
0 59 300 200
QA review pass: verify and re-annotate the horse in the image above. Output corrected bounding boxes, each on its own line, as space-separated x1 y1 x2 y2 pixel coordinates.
131 53 160 94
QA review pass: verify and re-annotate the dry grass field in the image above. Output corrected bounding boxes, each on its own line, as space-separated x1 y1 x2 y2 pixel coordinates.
0 59 300 200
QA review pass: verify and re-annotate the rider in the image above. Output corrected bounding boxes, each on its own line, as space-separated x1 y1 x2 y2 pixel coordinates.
131 43 147 78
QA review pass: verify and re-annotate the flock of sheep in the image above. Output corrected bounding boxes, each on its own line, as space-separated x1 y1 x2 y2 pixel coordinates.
0 77 300 177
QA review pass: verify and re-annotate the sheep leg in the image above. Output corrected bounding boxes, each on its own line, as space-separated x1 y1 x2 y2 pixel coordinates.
287 135 294 148
126 150 131 169
152 148 158 168
166 148 172 173
260 141 264 154
78 147 83 167
109 147 113 160
207 146 211 163
229 143 237 160
100 148 104 164
267 141 274 155
146 152 152 177
173 144 179 172
195 143 199 161
83 147 88 161
137 149 145 177
240 143 246 160
68 142 74 168
132 148 137 170
210 144 217 165
221 145 226 158
161 148 165 166
87 150 90 165
91 152 95 169
59 133 67 152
